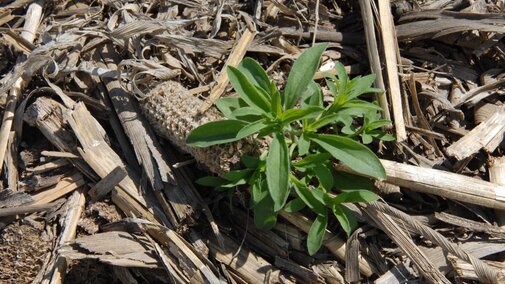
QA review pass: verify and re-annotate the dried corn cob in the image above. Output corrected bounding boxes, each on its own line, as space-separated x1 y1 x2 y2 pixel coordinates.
139 81 262 175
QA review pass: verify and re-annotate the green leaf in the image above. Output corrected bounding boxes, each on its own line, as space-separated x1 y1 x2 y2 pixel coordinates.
348 74 376 100
223 169 254 183
284 197 306 213
280 106 324 124
266 132 290 211
365 119 392 131
231 106 263 118
332 204 356 237
251 177 268 206
341 100 383 112
215 97 244 119
310 187 332 205
195 176 227 187
335 62 348 97
333 172 373 191
361 133 373 144
257 124 277 137
309 134 386 180
333 190 380 204
236 119 269 139
241 155 260 169
292 152 331 169
298 133 311 156
308 113 340 130
252 179 277 229
307 213 328 256
215 97 261 122
313 163 334 190
271 87 282 116
284 44 327 109
227 66 271 113
302 81 324 108
237 57 271 94
291 176 326 216
326 79 338 96
187 120 247 147
369 131 396 141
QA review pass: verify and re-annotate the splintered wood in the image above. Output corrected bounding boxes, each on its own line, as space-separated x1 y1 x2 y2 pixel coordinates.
446 105 505 160
199 28 256 113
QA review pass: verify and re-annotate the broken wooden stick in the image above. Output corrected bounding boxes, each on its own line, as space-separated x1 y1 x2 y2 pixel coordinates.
48 190 86 284
490 156 505 227
358 0 390 121
0 199 64 217
0 0 43 174
199 28 256 113
336 159 505 209
377 0 407 141
446 105 505 160
31 173 85 205
88 166 127 202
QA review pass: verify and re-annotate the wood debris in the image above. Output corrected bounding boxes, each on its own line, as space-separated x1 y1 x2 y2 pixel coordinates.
1 0 505 283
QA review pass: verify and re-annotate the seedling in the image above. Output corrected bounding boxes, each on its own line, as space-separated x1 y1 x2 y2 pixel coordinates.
187 44 394 255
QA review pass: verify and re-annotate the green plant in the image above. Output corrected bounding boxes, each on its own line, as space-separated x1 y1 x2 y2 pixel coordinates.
187 44 394 255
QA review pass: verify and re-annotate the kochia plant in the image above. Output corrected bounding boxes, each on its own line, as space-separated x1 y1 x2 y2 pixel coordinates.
187 44 394 255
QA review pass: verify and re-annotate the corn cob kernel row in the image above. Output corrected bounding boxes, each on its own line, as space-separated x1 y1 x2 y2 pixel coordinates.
139 81 261 175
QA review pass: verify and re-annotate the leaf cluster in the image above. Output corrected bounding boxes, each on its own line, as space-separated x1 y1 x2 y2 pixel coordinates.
187 44 394 255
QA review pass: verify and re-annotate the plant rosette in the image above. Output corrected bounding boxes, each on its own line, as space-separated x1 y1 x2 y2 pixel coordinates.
187 44 394 255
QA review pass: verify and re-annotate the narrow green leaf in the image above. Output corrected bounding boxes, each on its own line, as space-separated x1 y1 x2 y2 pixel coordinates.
361 133 373 144
333 190 380 204
236 119 269 139
297 133 311 156
307 213 328 256
251 177 268 206
266 132 290 211
290 176 326 216
284 44 327 109
231 106 263 118
237 57 272 94
254 198 277 229
186 120 247 147
280 106 323 124
227 66 271 113
348 74 376 100
341 100 383 111
326 79 338 96
257 124 277 137
333 172 374 191
313 164 334 190
332 204 354 237
252 179 277 229
241 155 260 169
308 113 340 130
335 62 348 97
309 134 386 180
223 169 254 183
215 97 244 119
195 176 227 187
369 131 396 141
365 119 392 131
271 88 282 116
302 81 324 108
292 153 331 169
284 197 306 213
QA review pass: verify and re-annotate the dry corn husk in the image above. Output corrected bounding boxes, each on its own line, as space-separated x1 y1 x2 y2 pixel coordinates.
139 81 263 175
